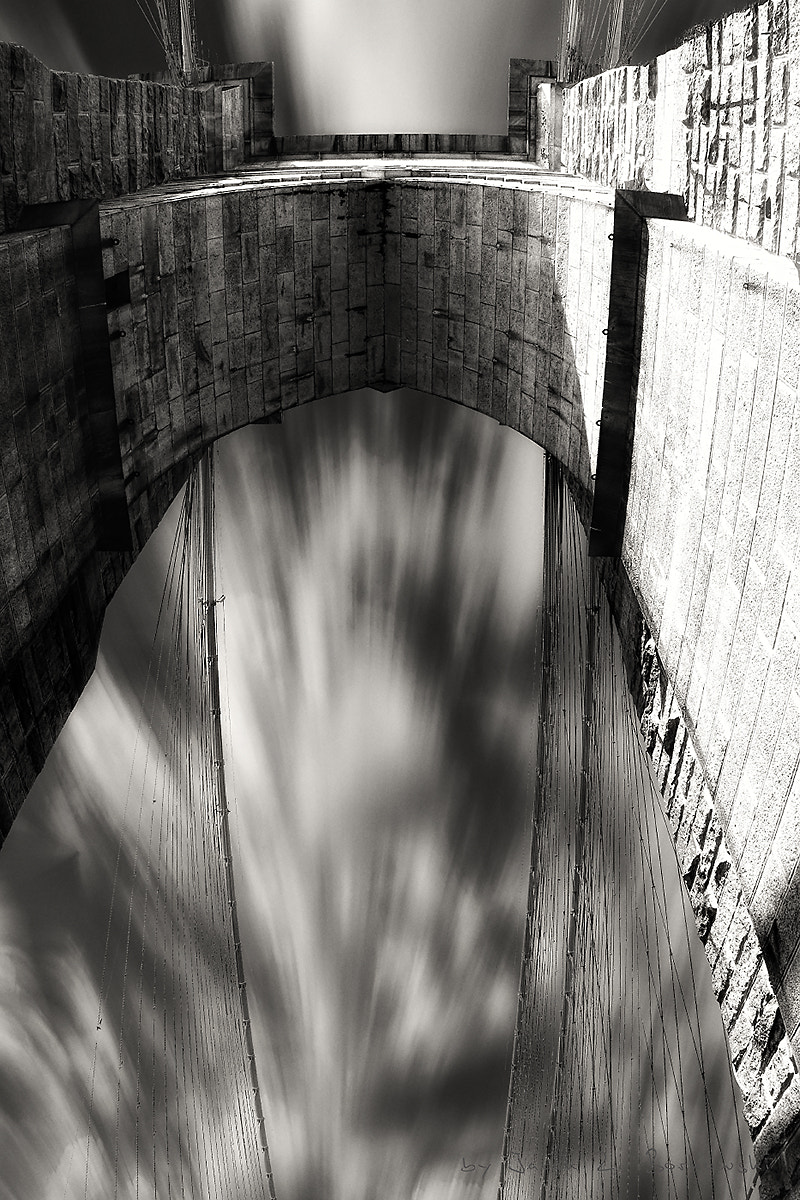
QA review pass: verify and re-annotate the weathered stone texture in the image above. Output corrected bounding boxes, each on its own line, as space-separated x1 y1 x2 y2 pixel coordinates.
561 0 800 260
506 59 559 159
384 177 612 494
623 216 800 1092
268 133 509 157
0 44 210 234
99 171 613 547
4 156 795 1185
562 62 657 190
641 649 800 1181
135 61 274 169
0 225 129 833
4 28 800 1193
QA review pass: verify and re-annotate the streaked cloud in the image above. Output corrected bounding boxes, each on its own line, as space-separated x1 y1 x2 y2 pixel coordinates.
0 3 91 71
215 0 558 133
214 390 543 1198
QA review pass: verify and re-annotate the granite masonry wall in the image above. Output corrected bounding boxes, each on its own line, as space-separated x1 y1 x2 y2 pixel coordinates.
615 215 800 1191
0 223 129 828
0 42 275 834
3 8 800 1190
560 0 800 259
99 172 612 557
0 44 207 233
0 43 274 236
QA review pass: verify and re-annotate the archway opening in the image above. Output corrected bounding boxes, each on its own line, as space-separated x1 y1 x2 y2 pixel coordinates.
0 388 756 1198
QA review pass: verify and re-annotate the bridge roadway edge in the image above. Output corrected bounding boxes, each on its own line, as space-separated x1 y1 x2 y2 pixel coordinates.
2 3 800 1191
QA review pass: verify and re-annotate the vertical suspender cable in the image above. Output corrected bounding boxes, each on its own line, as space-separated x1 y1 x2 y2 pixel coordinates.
499 461 755 1198
198 449 277 1200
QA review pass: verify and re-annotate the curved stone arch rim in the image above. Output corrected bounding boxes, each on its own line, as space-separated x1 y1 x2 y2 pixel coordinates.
4 168 800 1188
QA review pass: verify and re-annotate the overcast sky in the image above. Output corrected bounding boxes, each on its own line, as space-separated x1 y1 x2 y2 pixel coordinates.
0 1 753 1199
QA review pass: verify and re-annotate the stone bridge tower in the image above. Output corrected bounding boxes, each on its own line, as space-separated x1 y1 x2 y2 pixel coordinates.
2 0 800 1193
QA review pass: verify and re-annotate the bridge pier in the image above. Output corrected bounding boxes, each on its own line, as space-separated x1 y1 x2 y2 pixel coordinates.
3 0 800 1188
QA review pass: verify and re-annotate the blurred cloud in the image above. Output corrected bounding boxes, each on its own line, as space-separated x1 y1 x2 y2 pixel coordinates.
214 390 543 1198
0 3 91 72
216 0 558 132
